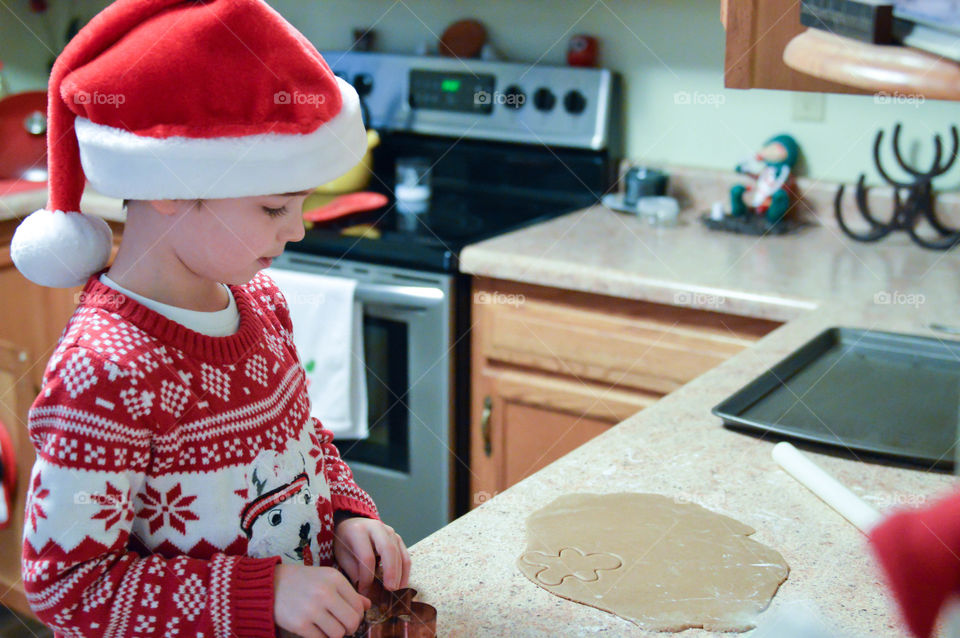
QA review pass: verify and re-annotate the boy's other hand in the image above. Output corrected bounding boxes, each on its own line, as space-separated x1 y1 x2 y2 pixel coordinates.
334 517 412 595
273 564 370 638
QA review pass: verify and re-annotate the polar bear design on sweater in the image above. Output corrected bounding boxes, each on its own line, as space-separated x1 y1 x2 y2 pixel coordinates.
241 446 331 565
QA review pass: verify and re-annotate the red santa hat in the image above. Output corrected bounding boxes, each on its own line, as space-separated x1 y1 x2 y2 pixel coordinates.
11 0 366 288
869 489 960 638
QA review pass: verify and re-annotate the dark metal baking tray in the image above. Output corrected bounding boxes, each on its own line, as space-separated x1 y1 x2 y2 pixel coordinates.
712 327 960 470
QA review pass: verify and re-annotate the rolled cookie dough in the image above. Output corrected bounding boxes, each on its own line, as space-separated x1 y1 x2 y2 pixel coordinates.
517 493 789 632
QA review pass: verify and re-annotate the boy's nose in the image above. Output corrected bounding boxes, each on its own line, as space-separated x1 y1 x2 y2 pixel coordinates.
283 211 306 243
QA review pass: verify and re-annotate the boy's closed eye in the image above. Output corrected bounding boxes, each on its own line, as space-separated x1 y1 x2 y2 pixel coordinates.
263 205 288 217
262 190 311 217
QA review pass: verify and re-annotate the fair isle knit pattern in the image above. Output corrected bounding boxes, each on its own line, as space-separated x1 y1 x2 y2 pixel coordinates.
21 271 378 638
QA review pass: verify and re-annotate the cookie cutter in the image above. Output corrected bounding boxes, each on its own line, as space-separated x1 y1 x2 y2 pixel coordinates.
350 576 437 638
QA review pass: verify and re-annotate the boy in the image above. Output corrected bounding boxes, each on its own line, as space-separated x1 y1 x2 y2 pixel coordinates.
10 1 410 636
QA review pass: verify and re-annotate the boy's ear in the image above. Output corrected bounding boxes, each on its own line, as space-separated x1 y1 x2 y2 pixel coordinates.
146 200 180 216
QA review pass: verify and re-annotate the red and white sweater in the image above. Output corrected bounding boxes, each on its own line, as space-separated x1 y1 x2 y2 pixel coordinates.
21 272 378 638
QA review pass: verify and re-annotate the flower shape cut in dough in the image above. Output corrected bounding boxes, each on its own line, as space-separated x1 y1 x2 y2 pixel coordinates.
521 547 623 586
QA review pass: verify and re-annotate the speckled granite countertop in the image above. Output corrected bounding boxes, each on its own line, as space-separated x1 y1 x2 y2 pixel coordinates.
407 205 960 637
459 205 960 322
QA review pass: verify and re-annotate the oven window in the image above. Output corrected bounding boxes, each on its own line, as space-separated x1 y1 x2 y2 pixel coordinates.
337 316 410 472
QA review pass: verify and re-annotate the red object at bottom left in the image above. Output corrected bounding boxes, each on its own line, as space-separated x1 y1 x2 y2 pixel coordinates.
869 488 960 638
0 417 15 529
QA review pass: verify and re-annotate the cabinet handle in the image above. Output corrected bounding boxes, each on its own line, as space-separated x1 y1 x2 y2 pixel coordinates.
481 395 493 457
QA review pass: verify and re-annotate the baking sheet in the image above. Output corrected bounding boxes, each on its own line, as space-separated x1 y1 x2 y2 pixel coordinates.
712 327 960 470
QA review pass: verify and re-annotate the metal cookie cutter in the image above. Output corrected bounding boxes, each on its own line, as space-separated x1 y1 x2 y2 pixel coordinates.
350 576 437 638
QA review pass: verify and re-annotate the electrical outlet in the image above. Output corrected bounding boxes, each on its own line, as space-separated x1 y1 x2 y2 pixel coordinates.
792 92 826 122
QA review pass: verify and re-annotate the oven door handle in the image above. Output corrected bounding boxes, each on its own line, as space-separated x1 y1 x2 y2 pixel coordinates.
355 282 445 308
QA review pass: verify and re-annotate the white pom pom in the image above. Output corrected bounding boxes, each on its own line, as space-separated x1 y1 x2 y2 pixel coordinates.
11 209 113 288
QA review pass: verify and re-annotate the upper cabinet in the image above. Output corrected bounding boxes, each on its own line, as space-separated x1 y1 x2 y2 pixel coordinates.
723 0 960 100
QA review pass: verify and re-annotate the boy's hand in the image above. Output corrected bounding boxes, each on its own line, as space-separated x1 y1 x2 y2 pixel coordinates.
273 564 370 638
334 517 411 595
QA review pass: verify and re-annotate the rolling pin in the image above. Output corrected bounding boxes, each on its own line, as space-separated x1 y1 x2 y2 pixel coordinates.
771 441 881 533
773 441 960 638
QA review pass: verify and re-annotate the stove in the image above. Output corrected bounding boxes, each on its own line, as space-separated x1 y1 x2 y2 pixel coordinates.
292 52 621 272
275 52 620 543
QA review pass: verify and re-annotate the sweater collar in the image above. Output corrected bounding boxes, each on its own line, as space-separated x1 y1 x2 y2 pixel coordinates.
79 271 266 366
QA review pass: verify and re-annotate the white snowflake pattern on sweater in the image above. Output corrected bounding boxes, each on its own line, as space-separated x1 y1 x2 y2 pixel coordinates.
22 272 378 638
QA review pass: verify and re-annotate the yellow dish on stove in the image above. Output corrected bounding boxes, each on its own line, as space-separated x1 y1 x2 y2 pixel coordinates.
340 223 381 239
314 129 380 196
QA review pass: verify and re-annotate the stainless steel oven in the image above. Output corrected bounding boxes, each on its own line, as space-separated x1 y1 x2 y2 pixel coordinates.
272 252 456 544
277 51 619 544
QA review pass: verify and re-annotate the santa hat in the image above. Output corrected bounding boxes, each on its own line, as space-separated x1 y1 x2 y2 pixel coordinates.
869 489 960 638
11 0 366 288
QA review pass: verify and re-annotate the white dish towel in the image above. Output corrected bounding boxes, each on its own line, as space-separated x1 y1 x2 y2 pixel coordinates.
264 268 369 439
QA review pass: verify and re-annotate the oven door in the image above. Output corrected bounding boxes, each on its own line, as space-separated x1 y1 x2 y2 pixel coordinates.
273 254 453 545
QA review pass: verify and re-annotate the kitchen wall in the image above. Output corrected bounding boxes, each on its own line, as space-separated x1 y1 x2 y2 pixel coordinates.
2 0 958 185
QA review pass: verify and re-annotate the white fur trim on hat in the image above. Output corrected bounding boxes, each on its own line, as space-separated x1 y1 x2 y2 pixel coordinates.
74 77 367 200
11 209 113 288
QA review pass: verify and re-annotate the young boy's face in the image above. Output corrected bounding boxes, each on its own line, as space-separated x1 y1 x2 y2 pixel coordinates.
170 192 310 285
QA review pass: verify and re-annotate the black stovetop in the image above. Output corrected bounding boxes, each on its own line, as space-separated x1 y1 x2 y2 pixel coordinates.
294 191 589 272
289 134 614 272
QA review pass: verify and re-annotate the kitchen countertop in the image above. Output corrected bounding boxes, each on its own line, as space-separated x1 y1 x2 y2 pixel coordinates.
460 204 960 322
0 185 124 223
407 205 960 637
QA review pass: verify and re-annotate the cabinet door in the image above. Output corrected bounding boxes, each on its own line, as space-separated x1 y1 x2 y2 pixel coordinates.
724 0 868 94
0 339 38 618
0 223 122 391
0 245 85 390
475 276 777 396
469 368 500 506
470 367 654 506
0 225 120 621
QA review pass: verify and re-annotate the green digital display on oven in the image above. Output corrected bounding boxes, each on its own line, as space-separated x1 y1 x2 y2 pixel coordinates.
409 69 495 113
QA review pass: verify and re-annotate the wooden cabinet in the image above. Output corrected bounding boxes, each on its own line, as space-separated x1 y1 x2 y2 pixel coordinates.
469 277 781 506
0 217 122 618
723 0 960 99
0 338 39 618
0 253 84 391
723 0 868 94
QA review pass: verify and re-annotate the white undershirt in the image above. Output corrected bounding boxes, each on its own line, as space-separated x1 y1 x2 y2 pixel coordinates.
99 274 240 337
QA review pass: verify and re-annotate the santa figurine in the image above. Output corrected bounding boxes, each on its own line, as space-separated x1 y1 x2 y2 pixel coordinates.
730 134 800 224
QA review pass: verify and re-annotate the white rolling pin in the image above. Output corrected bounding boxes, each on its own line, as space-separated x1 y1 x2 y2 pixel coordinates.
771 441 881 534
773 442 960 638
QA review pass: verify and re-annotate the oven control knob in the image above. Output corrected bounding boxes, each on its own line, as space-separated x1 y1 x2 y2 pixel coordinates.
533 87 556 112
563 89 587 115
353 72 374 98
503 85 525 110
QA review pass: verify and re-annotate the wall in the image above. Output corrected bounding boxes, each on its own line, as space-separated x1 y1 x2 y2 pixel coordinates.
2 0 958 184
